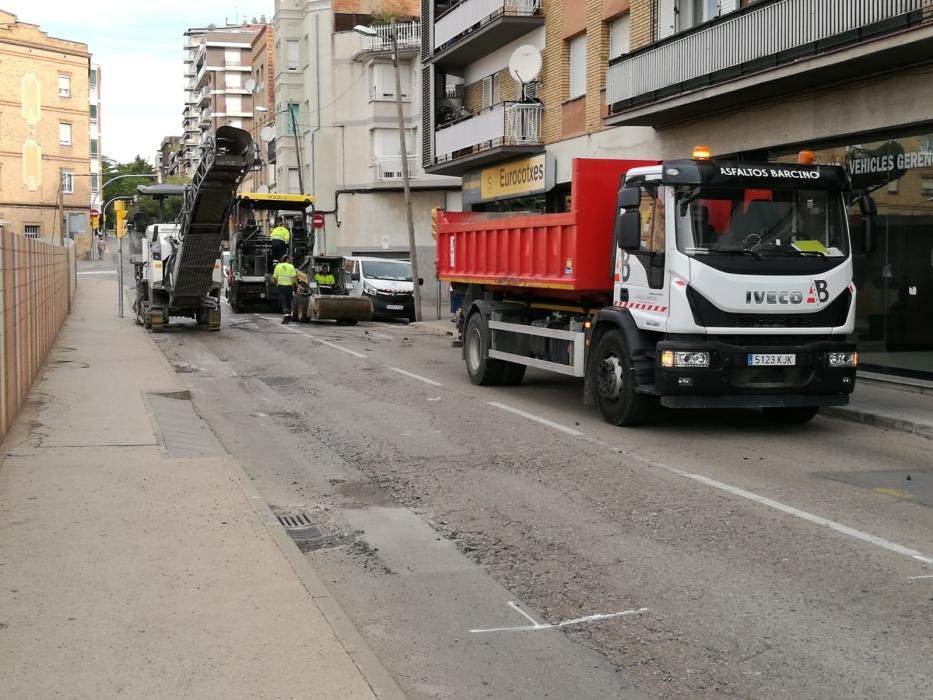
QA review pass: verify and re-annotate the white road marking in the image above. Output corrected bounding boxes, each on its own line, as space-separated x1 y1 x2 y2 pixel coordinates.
280 323 368 359
77 270 116 275
585 436 933 566
507 601 546 627
471 606 648 634
908 574 933 580
488 402 583 437
391 367 443 387
368 331 393 340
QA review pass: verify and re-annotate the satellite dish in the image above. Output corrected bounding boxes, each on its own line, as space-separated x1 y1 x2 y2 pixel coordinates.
260 126 275 143
509 45 542 84
244 78 257 93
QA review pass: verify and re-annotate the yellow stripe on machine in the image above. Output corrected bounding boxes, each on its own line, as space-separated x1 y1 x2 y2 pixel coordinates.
238 193 315 206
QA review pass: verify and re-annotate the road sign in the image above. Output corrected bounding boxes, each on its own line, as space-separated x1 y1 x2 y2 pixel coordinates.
311 213 325 229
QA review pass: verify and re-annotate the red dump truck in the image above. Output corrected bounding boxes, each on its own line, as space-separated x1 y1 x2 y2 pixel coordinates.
436 154 861 426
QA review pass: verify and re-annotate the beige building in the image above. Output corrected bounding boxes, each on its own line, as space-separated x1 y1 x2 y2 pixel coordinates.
0 10 91 251
246 23 276 193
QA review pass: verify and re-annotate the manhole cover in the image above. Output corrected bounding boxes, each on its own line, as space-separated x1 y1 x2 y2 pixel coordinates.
275 511 334 553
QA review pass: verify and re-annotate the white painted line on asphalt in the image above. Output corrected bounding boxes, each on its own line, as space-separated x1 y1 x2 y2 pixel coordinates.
367 331 393 341
77 270 116 275
507 601 546 628
488 402 583 437
908 574 933 579
584 436 933 566
280 323 368 359
391 367 443 387
471 606 648 634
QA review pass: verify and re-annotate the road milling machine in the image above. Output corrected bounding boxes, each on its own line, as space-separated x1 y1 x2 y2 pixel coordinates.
133 126 253 332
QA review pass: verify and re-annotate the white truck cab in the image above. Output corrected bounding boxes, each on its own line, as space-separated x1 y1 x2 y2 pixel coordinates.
344 256 416 322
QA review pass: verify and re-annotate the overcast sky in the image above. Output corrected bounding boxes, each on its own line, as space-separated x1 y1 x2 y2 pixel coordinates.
3 0 271 164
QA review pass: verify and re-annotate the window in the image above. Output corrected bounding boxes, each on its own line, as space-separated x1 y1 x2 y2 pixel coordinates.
371 62 411 101
24 224 40 238
224 48 241 66
226 95 242 113
90 139 98 157
286 103 299 135
88 70 97 90
608 13 630 60
921 177 933 196
481 75 498 110
61 171 74 194
90 173 99 193
58 74 71 97
287 167 300 193
568 34 587 100
90 104 98 123
225 71 242 88
59 122 72 145
286 40 299 71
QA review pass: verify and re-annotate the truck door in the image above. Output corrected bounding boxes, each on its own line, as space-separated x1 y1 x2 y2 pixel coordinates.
616 185 671 327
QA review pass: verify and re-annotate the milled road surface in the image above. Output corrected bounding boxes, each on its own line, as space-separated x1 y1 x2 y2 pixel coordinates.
144 305 932 700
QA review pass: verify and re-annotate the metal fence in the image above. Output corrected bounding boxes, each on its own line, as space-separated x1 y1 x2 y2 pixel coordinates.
435 0 541 49
362 21 421 52
434 102 542 163
0 232 75 441
607 0 933 107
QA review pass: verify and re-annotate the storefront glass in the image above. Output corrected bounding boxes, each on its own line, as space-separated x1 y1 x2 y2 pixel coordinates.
797 135 933 378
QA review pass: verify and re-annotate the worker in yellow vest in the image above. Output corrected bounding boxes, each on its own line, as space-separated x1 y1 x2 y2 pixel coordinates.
269 217 290 262
272 254 297 324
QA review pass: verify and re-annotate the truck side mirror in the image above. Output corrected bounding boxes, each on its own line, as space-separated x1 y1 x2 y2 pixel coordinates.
858 193 877 254
617 212 641 251
351 271 360 281
617 187 641 209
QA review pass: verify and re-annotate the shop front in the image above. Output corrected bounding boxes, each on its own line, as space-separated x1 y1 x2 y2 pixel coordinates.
462 153 558 213
793 133 933 378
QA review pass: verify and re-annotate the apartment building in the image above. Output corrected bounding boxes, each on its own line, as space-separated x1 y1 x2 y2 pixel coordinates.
0 10 91 251
246 23 277 193
181 21 268 175
157 136 183 181
88 64 103 216
272 0 459 311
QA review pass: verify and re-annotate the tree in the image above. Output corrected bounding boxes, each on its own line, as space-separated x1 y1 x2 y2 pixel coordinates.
100 155 157 231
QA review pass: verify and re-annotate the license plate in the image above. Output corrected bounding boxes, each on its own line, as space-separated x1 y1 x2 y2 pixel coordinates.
386 304 404 311
747 353 796 367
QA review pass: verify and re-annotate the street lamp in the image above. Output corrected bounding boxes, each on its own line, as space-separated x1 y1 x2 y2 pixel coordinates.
255 105 304 194
354 20 422 322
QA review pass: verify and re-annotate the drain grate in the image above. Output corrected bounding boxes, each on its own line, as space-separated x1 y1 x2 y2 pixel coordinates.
274 511 334 553
277 512 314 530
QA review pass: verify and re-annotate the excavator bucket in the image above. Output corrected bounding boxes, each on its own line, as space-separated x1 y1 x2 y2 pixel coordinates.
312 295 374 323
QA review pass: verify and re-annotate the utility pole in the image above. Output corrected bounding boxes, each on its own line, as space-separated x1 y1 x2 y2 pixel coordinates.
391 18 422 321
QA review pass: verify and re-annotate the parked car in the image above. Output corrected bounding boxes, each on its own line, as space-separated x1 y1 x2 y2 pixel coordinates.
343 256 421 322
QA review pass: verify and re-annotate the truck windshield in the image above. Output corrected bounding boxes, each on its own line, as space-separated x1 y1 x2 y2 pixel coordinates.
362 260 412 282
674 187 849 259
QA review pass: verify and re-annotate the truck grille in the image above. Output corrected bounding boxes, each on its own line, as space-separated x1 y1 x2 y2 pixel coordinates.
687 287 851 329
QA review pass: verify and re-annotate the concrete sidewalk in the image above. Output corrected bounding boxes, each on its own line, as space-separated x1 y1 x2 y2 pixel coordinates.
407 320 933 439
0 279 404 699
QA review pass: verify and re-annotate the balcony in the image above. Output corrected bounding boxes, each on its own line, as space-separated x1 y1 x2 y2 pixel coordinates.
373 155 419 182
430 0 543 68
606 0 933 127
354 22 421 61
198 85 212 106
199 109 212 128
428 101 542 175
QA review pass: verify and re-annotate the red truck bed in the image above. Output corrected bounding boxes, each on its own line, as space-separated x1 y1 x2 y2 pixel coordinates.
436 159 655 298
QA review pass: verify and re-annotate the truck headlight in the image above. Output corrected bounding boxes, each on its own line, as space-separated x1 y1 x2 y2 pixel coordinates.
827 352 858 368
661 351 710 368
363 282 377 295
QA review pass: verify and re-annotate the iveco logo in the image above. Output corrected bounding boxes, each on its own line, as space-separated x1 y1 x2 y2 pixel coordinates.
745 280 829 305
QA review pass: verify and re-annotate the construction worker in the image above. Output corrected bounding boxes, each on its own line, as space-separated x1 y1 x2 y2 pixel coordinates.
313 265 335 289
272 254 297 324
269 217 290 262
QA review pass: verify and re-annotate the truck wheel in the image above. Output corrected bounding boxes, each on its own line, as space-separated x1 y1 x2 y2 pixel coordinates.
464 313 505 386
593 329 652 426
762 406 819 425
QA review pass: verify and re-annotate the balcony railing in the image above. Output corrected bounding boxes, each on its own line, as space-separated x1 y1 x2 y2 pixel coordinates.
373 155 419 181
435 0 541 50
607 0 933 110
198 85 212 105
361 21 421 53
434 101 541 163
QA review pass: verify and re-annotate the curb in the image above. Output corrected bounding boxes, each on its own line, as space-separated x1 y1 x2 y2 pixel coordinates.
822 405 933 441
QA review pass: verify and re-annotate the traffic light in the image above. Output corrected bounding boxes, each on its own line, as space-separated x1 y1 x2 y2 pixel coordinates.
114 200 127 238
90 211 99 231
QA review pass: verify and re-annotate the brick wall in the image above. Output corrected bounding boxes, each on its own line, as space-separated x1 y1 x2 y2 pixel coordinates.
541 0 565 144
630 0 653 49
0 232 75 441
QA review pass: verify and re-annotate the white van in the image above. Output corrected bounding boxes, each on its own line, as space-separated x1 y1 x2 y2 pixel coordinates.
343 256 418 322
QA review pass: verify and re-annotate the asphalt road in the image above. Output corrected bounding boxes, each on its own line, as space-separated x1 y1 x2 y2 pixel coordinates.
141 302 932 700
